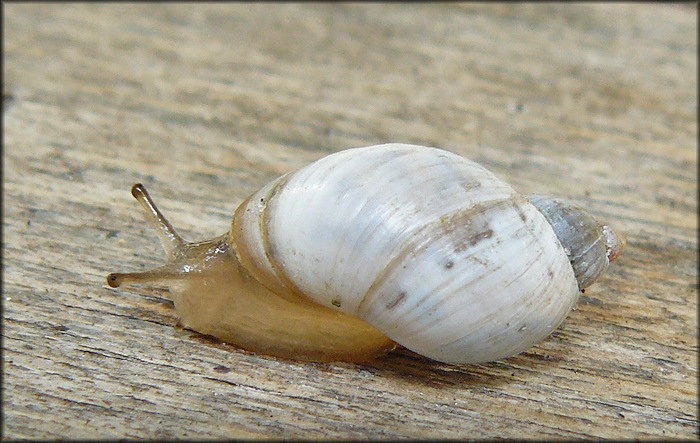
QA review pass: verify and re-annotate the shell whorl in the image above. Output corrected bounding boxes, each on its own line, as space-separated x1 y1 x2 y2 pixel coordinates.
527 195 623 290
230 143 581 364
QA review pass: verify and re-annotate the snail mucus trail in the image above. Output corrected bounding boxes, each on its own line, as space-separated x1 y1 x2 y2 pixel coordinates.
107 144 624 364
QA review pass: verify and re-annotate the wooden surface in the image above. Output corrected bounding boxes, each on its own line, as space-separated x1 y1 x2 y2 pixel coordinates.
3 3 697 440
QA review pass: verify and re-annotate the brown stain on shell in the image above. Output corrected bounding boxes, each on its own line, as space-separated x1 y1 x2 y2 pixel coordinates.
357 197 519 315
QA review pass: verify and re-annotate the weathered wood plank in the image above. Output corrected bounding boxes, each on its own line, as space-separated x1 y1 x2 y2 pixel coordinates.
3 3 696 439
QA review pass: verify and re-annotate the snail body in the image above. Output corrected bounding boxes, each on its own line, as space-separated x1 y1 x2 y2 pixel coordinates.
107 143 624 364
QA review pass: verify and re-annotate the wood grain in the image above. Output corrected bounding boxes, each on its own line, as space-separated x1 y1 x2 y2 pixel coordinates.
3 3 696 439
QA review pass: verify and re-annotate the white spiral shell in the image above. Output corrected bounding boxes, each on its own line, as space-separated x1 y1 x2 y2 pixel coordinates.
231 143 579 364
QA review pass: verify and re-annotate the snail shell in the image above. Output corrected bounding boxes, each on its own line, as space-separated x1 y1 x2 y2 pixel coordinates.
107 143 624 364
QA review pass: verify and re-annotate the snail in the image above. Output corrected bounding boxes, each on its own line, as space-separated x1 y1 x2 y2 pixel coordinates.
106 143 624 364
